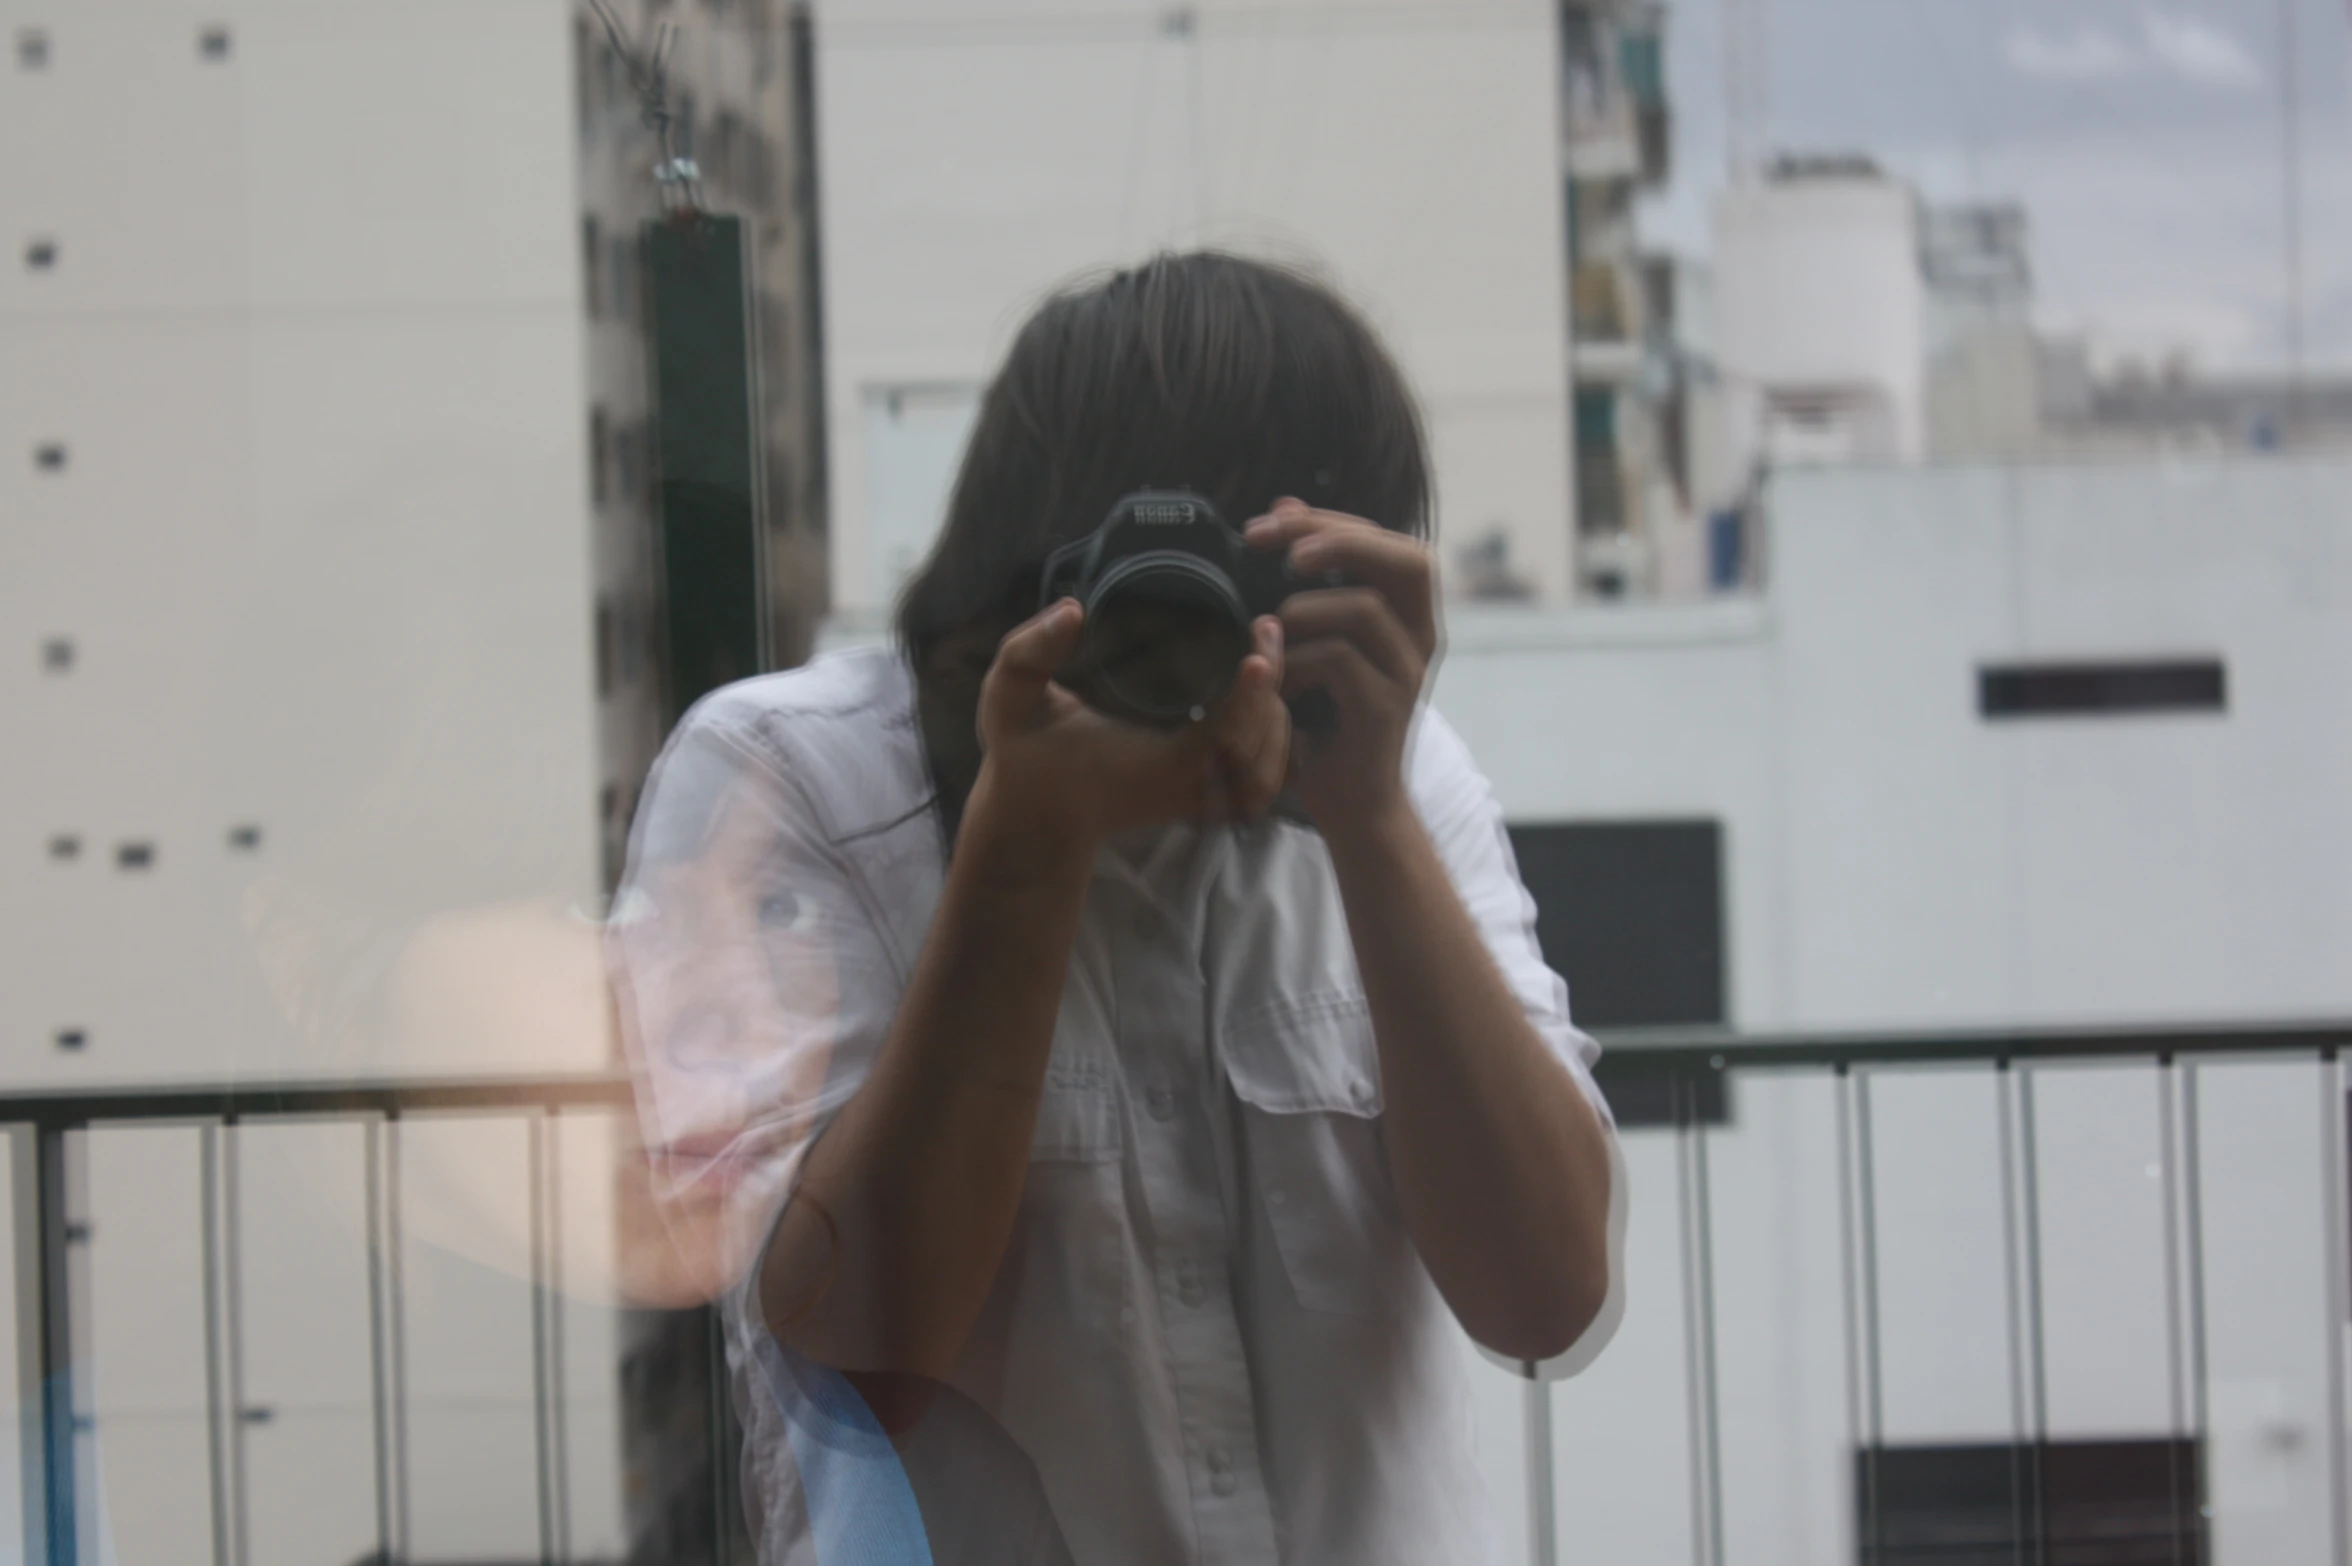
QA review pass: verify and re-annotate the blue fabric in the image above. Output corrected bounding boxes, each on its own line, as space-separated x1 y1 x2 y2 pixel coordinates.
758 1336 935 1566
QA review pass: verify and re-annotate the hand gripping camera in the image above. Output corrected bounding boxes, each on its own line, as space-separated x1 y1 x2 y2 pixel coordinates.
1038 489 1342 729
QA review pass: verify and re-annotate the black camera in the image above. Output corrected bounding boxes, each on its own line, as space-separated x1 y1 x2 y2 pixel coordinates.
1039 489 1340 728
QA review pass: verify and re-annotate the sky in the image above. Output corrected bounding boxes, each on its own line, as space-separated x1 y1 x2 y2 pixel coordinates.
1641 0 2352 374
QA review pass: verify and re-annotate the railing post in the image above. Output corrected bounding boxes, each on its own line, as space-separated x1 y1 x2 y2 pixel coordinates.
364 1117 399 1566
1838 1064 1888 1566
201 1123 235 1566
1675 1070 1726 1566
12 1123 77 1566
1997 1063 2034 1566
529 1109 560 1566
25 1125 80 1566
547 1115 572 1564
2156 1058 2204 1564
2320 1048 2348 1566
1523 1369 1556 1566
2017 1068 2049 1566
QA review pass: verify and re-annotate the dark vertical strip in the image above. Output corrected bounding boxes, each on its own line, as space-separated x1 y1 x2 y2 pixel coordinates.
200 1125 232 1566
1856 1072 1886 1566
644 214 770 723
709 1304 734 1566
530 1114 555 1566
365 1120 394 1566
223 1123 250 1566
2019 1072 2050 1566
1997 1066 2029 1566
32 1128 77 1566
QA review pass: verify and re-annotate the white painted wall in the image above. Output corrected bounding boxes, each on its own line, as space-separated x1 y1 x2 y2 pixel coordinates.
1433 456 2352 1565
1714 174 1929 477
0 6 633 1561
813 0 1580 609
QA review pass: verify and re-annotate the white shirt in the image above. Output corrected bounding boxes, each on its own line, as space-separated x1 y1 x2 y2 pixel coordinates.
612 646 1622 1566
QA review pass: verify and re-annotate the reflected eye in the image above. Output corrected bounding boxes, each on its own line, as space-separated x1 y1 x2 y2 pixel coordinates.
758 885 819 935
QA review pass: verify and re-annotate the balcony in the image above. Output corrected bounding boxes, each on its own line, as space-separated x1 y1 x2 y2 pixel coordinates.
1562 11 1671 187
10 1020 2349 1564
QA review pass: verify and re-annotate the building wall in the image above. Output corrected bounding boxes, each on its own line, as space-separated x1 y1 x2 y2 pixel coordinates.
2 2 602 1091
1433 456 2352 1565
0 2 836 1558
813 0 1579 609
1714 173 1928 473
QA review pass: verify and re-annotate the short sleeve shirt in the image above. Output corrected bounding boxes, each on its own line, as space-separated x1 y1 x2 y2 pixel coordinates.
610 647 1624 1566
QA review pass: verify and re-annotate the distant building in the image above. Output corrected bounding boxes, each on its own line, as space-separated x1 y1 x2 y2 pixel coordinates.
576 6 826 1562
1920 200 2042 463
815 0 1600 614
1713 154 1929 482
1559 0 1678 598
1436 455 2352 1562
3 0 821 1558
2040 349 2352 458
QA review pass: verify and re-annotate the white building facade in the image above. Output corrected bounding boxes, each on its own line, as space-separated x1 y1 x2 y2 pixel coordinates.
1437 455 2352 1566
813 0 1584 611
3 4 822 1562
1712 158 1929 481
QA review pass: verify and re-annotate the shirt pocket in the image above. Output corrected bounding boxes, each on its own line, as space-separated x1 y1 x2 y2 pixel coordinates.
1222 991 1407 1320
1028 1049 1123 1162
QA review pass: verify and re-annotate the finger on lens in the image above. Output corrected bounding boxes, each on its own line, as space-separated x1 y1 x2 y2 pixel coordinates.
1279 589 1419 685
1280 635 1385 708
994 599 1083 679
1287 526 1430 605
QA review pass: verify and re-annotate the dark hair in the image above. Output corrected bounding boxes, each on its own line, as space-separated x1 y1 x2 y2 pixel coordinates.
894 251 1433 831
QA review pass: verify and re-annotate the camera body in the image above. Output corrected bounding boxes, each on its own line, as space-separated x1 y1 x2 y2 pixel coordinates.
1039 489 1341 728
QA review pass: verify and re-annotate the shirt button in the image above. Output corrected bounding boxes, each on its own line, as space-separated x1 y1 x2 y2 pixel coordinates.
1207 1443 1232 1473
1211 1471 1238 1497
1350 1076 1374 1107
1265 1187 1286 1209
1146 1085 1176 1121
1177 1267 1205 1307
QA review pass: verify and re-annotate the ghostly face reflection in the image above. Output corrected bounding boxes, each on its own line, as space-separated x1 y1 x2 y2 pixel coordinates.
609 776 848 1303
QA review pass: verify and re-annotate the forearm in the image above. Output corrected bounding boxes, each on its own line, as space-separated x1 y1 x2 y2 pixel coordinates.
764 772 1094 1375
1324 803 1614 1362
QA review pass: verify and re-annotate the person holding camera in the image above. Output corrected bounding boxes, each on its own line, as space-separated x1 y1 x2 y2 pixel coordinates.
612 252 1623 1564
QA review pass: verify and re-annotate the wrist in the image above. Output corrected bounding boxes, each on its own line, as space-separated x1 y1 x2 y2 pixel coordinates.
1317 791 1425 874
959 758 1102 887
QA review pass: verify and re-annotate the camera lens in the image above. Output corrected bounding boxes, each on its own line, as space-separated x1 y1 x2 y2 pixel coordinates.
1085 556 1250 725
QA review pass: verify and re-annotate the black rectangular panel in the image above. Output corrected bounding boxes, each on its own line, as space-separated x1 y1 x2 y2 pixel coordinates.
1507 819 1725 1030
644 214 768 724
1861 1438 2205 1566
1979 659 2225 719
1509 819 1728 1129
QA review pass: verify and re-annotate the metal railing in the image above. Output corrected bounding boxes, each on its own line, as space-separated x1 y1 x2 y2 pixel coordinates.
13 1018 2352 1566
1578 1018 2352 1566
7 1074 643 1566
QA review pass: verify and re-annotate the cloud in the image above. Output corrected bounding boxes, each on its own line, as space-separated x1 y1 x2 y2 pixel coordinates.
2000 11 2264 92
2139 13 2263 91
2001 22 2140 82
